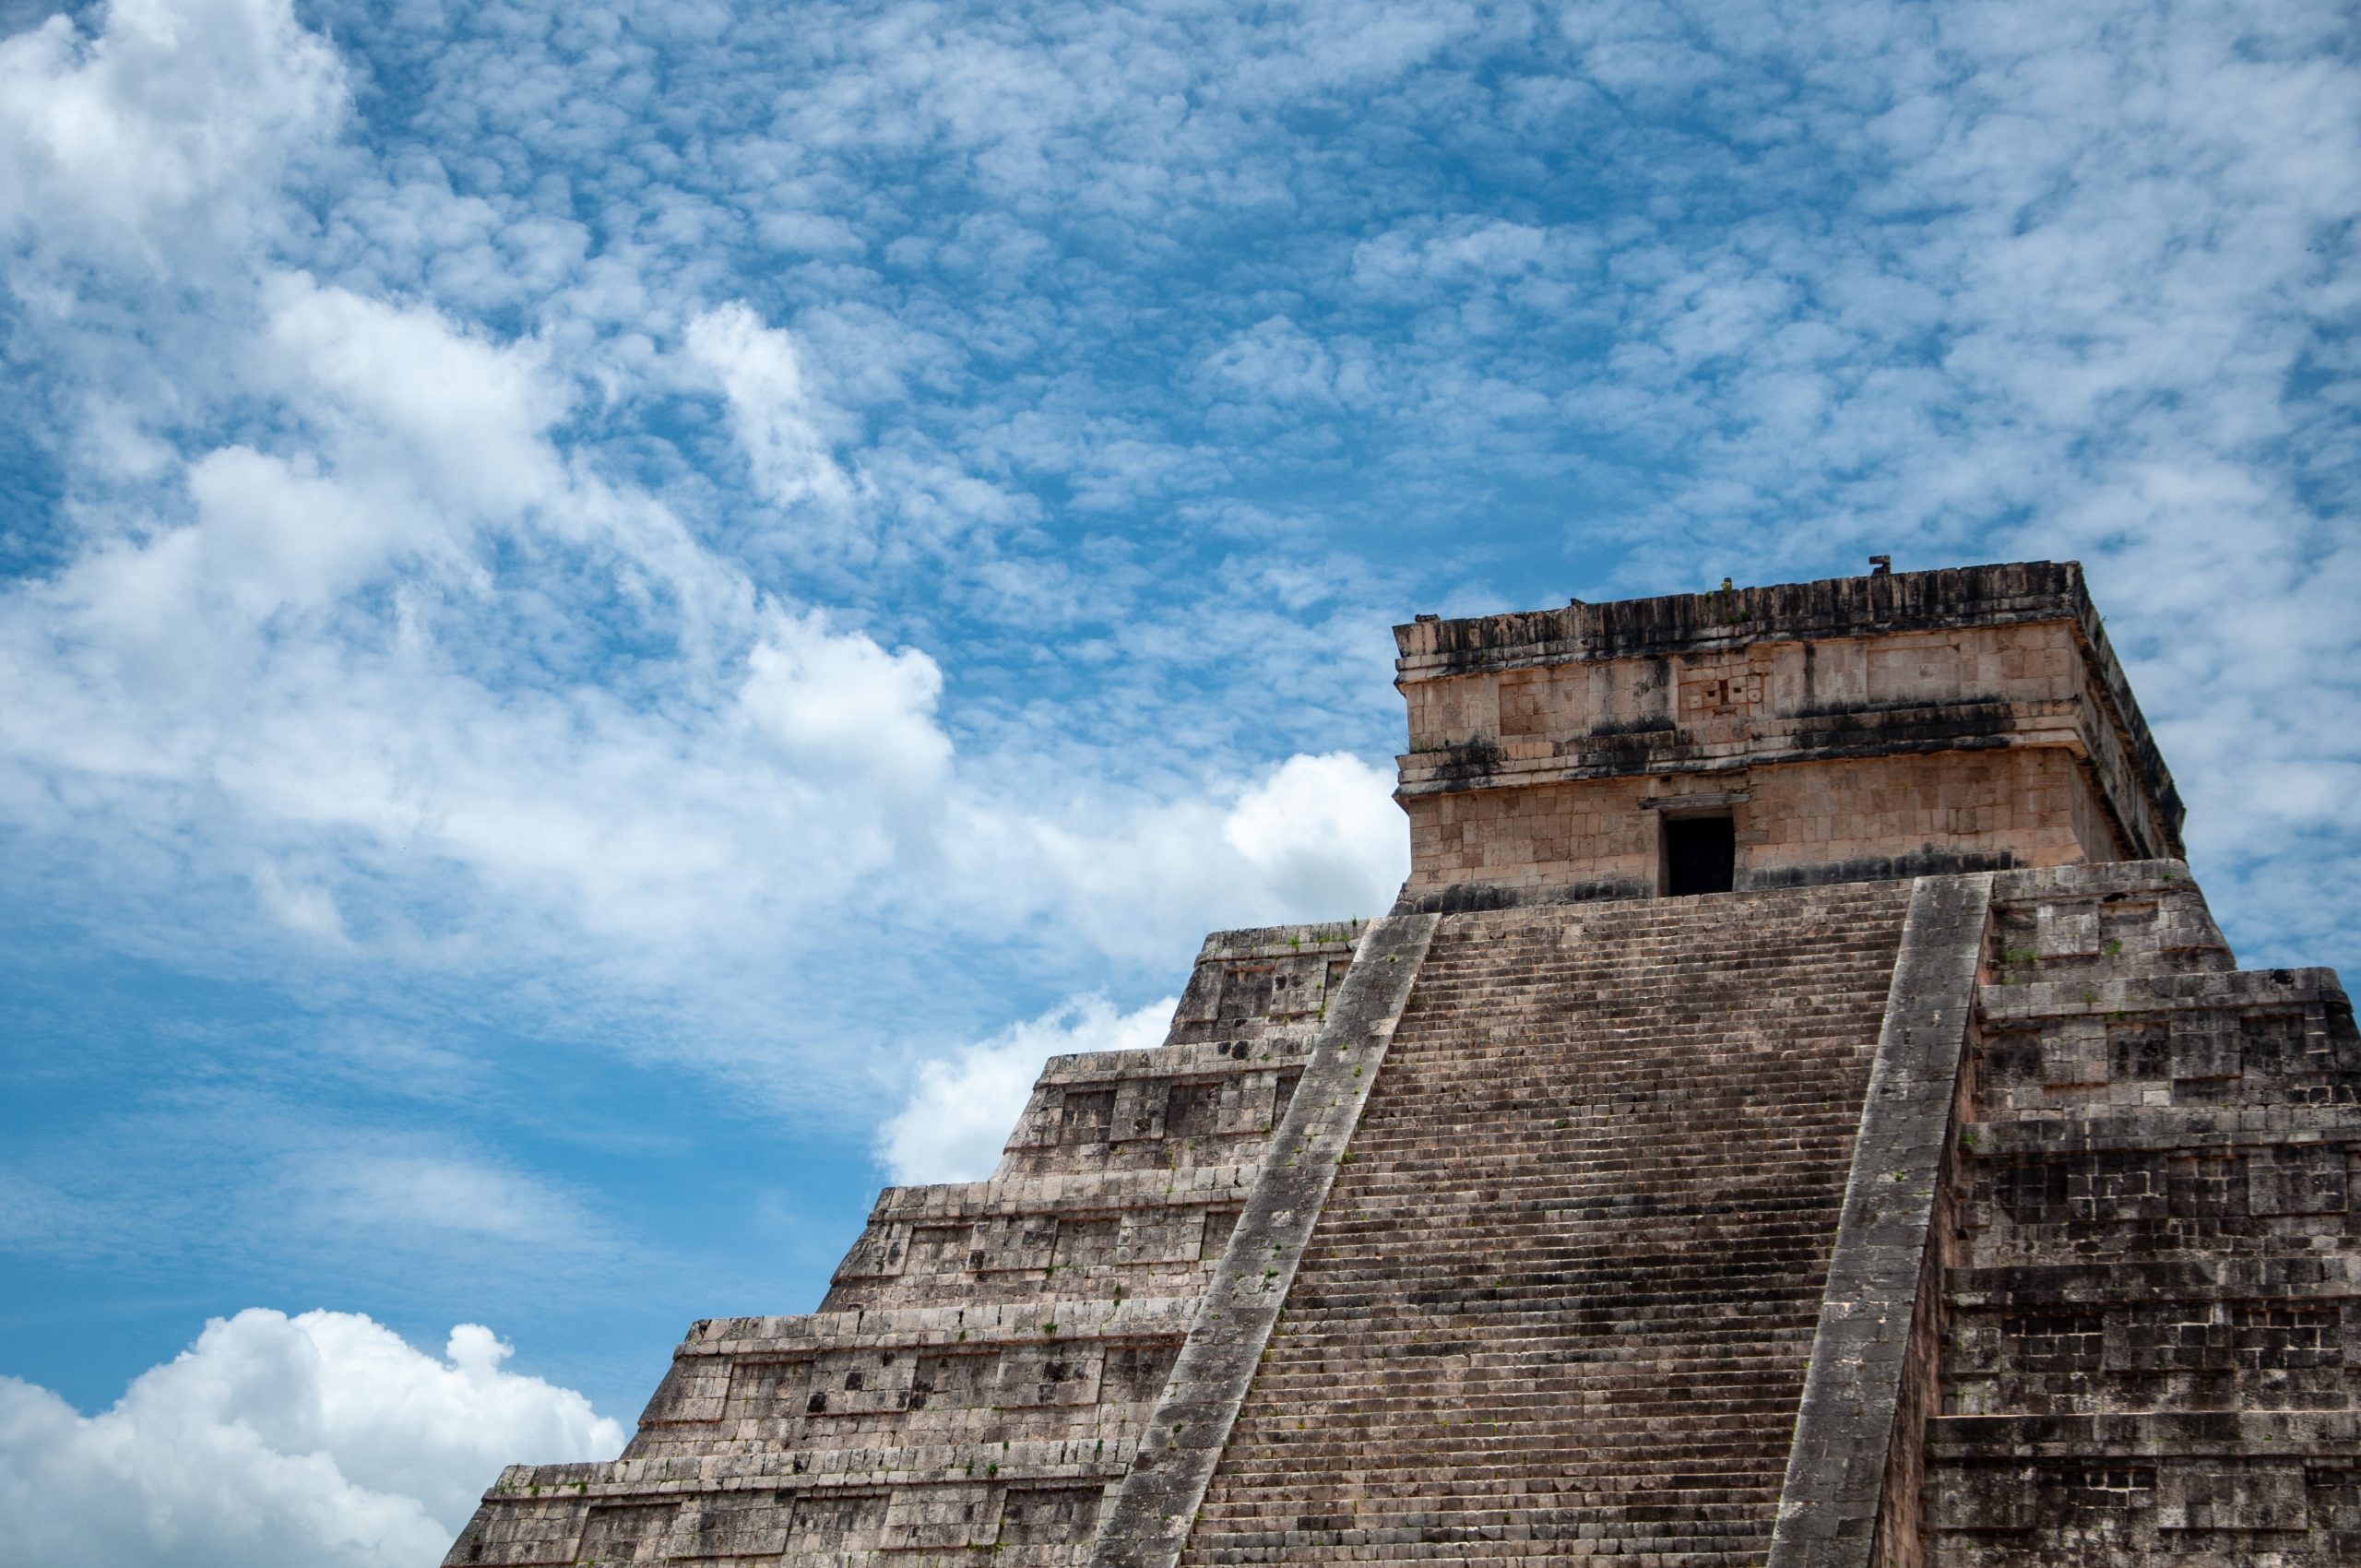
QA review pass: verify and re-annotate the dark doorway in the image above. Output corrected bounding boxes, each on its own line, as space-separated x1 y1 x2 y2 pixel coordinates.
1663 815 1736 896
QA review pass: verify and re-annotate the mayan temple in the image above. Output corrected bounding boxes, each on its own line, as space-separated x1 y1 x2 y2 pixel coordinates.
446 560 2361 1568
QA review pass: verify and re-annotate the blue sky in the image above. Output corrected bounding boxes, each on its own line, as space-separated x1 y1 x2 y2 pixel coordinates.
0 0 2355 1562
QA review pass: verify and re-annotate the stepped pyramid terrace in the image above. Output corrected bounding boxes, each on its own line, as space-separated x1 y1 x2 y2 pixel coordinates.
446 561 2361 1568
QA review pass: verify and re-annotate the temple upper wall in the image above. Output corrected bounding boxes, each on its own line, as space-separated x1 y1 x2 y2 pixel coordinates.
1391 561 2183 910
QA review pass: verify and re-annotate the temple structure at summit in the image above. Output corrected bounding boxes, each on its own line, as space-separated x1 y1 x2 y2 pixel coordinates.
447 561 2360 1568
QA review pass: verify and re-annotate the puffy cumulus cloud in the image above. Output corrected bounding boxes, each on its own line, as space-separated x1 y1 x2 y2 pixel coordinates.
0 0 1431 1077
2 321 1399 1078
1220 752 1409 921
3 423 1400 1102
183 447 408 621
741 608 953 803
877 994 1176 1184
0 0 344 266
0 1308 622 1568
0 87 1405 1032
0 576 959 980
16 275 578 683
259 273 571 524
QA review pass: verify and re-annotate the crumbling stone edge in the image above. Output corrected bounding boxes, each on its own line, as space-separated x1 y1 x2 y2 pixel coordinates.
1767 873 1994 1568
1087 911 1442 1568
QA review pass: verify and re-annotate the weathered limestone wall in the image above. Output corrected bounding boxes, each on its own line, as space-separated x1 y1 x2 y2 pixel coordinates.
1927 862 2361 1565
1402 747 2121 909
1394 563 2181 911
1398 612 2098 756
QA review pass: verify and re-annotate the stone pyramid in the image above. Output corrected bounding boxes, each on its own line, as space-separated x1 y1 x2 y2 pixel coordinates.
446 561 2361 1568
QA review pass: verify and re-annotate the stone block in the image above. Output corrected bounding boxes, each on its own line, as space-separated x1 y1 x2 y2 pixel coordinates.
881 1484 1003 1550
2155 1462 2309 1532
576 1503 679 1563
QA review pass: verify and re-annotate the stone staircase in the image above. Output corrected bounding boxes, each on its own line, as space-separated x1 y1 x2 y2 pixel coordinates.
443 866 2361 1568
1926 862 2361 1565
1179 882 1914 1565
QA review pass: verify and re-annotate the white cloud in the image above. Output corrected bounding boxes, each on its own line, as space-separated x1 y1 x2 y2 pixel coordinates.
252 860 350 944
740 607 954 802
17 274 575 678
1199 315 1353 408
1 391 1409 1085
685 301 857 518
1350 217 1573 294
0 0 1437 1089
877 993 1176 1184
970 750 1409 959
186 448 409 619
1220 751 1408 917
260 273 570 522
0 264 971 1013
294 1154 605 1248
0 1309 623 1568
0 0 344 267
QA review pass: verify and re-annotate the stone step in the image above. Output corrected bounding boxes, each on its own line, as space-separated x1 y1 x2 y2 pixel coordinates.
1177 884 1911 1566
